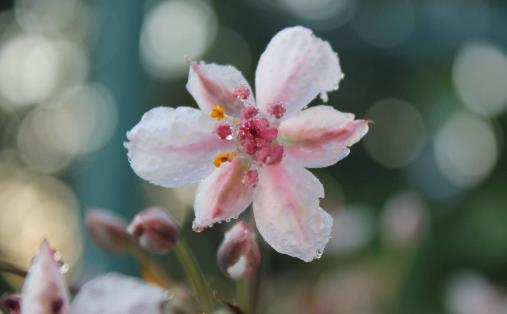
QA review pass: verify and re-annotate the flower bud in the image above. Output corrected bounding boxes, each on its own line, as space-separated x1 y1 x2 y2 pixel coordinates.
127 207 180 254
217 221 261 279
86 208 134 253
0 293 21 314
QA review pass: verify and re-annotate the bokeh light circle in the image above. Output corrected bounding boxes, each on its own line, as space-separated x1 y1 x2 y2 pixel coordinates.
364 98 426 168
453 42 507 117
140 0 217 80
434 111 498 188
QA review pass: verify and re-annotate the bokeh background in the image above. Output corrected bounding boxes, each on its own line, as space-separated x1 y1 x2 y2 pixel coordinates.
0 0 506 313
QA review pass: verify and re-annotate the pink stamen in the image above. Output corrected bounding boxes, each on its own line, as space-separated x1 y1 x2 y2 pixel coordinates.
244 169 259 187
215 124 233 140
241 106 258 120
234 103 285 166
232 85 250 100
269 103 286 119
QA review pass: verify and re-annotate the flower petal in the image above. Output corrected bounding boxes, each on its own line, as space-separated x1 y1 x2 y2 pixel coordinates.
279 105 369 168
125 106 234 187
193 157 254 230
253 158 333 262
21 240 70 314
186 61 254 117
255 26 343 117
71 273 167 314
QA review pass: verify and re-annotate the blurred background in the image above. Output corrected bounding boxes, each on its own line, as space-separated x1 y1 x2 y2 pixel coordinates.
0 0 506 313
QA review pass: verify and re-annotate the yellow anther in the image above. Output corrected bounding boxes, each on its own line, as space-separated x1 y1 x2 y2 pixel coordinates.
210 105 225 120
213 152 233 167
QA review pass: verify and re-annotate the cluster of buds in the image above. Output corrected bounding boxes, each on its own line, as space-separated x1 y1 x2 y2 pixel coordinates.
86 207 179 255
87 209 262 282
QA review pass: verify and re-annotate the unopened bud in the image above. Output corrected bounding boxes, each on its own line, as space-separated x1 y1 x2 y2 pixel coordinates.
86 208 134 253
1 294 20 314
217 221 261 279
128 207 180 254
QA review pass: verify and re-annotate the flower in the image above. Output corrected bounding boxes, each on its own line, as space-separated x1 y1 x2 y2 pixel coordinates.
19 241 168 314
125 26 369 262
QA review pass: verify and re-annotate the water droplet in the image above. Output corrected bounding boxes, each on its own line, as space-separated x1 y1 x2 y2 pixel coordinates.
225 218 231 223
314 249 323 260
59 263 69 274
192 221 204 232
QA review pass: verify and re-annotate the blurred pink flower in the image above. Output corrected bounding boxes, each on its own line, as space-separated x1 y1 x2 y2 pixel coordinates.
19 241 167 314
125 26 368 261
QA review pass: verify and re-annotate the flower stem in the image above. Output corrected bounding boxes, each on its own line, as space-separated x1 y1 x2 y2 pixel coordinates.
236 279 251 313
174 239 212 311
130 248 174 288
0 260 27 277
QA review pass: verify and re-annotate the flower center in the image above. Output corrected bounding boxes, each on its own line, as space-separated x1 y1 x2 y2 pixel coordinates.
210 86 286 185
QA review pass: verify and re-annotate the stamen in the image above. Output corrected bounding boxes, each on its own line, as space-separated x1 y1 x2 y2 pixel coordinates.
241 106 258 120
215 124 233 140
269 103 286 119
232 85 250 100
210 105 225 120
213 152 233 167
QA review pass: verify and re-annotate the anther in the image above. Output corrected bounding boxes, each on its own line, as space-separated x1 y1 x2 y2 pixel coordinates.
215 124 233 140
232 85 250 100
213 152 233 167
210 105 225 120
269 103 286 119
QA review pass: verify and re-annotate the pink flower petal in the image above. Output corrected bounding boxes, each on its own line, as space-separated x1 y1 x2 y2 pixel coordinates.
125 106 234 187
253 158 333 262
255 26 343 117
71 273 166 314
186 61 255 117
279 105 369 168
193 157 254 230
21 240 70 314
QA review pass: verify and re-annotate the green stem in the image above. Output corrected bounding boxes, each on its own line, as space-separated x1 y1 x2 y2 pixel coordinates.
236 279 251 313
0 260 27 278
174 240 212 311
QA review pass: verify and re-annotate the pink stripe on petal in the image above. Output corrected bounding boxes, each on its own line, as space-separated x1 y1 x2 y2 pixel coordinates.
193 158 254 230
21 241 70 314
187 61 255 117
255 27 343 117
253 158 332 262
279 105 369 168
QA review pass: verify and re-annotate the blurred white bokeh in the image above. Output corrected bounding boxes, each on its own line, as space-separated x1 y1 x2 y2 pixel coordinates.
435 111 498 188
446 272 507 314
453 42 507 117
140 0 217 80
364 98 426 168
17 84 117 173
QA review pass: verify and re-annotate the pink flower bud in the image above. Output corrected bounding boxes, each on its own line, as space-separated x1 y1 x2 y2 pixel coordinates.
217 221 261 279
86 208 134 253
128 207 180 254
0 294 20 314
